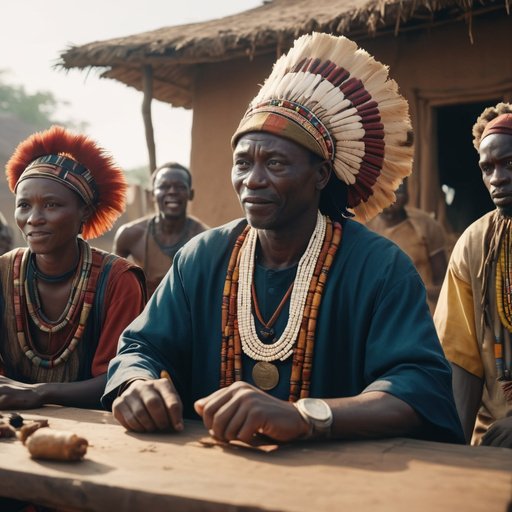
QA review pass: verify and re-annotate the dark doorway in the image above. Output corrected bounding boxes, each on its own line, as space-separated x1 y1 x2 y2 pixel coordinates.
436 101 498 235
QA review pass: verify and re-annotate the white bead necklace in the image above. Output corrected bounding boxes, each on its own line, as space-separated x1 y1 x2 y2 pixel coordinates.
237 211 327 362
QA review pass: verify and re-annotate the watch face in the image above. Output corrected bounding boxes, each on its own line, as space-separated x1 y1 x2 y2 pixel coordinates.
303 398 331 422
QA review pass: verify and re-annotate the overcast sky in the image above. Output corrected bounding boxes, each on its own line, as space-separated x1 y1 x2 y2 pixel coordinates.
0 0 262 171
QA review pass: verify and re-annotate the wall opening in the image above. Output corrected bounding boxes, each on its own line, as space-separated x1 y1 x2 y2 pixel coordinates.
436 101 498 235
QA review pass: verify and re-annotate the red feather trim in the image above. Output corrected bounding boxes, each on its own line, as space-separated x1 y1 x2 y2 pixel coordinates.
5 125 126 239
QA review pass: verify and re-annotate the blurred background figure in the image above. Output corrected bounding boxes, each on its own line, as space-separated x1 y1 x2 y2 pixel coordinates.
113 162 208 297
0 212 13 256
367 180 447 314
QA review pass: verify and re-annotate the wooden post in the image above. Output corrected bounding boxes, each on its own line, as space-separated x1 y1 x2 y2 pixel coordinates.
142 64 157 178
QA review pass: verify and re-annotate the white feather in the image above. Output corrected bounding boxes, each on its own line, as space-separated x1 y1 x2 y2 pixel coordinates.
239 32 412 222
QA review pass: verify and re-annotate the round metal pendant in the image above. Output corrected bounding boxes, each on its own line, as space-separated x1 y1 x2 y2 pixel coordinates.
252 361 279 391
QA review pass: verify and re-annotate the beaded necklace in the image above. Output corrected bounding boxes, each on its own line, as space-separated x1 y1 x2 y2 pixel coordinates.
495 227 512 382
220 213 342 401
29 253 79 283
13 239 101 369
238 212 326 362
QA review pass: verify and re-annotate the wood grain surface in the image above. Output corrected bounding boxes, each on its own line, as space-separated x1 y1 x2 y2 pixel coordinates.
0 406 511 512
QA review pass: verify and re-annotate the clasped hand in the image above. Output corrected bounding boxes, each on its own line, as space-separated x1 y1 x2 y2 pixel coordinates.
195 381 310 443
112 379 310 442
0 376 42 409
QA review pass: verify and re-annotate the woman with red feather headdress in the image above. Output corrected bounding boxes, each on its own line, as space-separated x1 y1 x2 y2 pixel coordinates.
0 126 146 409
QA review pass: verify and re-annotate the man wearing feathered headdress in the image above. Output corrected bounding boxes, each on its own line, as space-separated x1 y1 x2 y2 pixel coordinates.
105 33 463 444
435 103 512 448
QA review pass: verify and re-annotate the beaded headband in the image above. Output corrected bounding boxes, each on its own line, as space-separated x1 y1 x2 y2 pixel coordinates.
16 154 99 207
232 33 413 222
6 125 127 240
481 113 512 141
238 99 335 160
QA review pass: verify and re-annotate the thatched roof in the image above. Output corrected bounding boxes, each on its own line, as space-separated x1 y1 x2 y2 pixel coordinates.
59 0 510 108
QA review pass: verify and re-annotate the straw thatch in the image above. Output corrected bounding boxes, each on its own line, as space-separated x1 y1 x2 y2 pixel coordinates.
59 0 509 108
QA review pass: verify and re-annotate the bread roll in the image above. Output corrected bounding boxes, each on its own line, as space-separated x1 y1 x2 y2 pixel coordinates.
25 428 88 461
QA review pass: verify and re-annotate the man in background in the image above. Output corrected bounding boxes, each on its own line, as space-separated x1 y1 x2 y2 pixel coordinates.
113 162 208 296
435 102 512 448
0 212 13 256
367 180 447 314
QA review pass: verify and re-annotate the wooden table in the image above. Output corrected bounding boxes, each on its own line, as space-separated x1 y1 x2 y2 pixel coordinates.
0 407 511 512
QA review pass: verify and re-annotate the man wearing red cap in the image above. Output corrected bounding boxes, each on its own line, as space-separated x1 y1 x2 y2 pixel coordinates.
435 102 512 448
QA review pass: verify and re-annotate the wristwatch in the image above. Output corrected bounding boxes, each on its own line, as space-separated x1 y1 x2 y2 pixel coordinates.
294 398 333 439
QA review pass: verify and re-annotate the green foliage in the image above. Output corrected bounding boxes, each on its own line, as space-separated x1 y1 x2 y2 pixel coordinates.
0 71 60 129
125 165 151 189
0 70 87 132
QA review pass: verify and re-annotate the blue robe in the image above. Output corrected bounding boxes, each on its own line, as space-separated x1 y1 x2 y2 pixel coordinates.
104 217 464 443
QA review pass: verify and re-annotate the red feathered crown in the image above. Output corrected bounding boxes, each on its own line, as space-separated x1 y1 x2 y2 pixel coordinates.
5 125 126 239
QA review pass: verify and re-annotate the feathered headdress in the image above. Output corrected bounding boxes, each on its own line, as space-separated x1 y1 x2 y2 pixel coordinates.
232 32 413 222
5 125 126 239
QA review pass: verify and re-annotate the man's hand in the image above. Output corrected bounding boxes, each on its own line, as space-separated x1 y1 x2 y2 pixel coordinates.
481 417 512 448
0 376 43 409
112 377 183 433
194 381 309 444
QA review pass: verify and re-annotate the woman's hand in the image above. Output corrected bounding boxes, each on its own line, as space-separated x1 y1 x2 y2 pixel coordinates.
0 376 43 409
